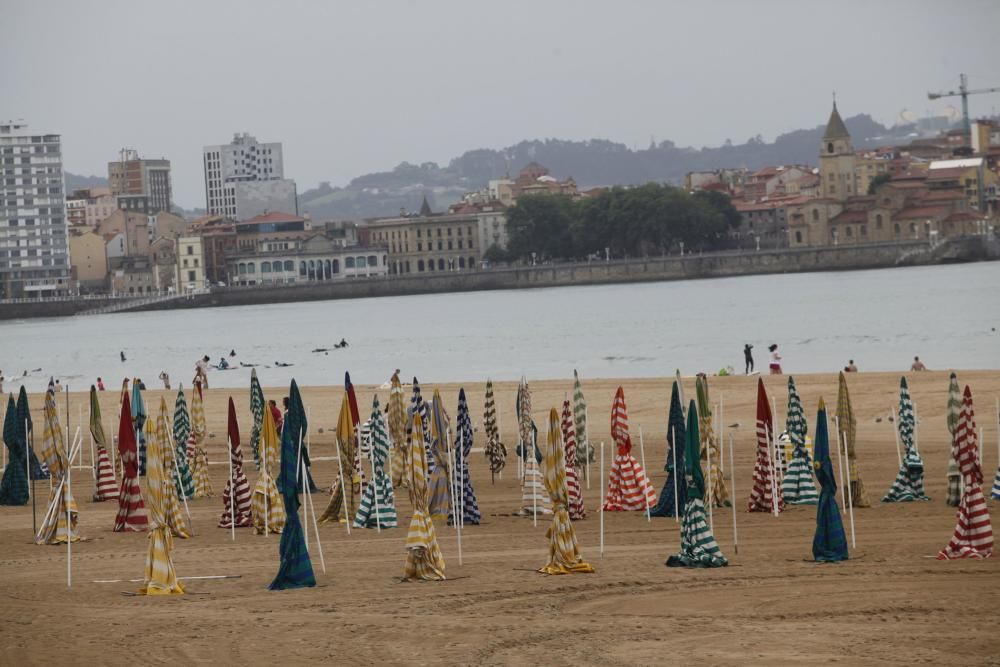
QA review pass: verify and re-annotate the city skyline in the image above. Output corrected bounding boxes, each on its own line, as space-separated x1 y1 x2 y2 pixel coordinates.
3 0 999 208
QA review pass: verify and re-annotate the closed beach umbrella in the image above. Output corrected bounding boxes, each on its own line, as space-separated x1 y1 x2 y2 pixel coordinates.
748 378 784 514
219 397 253 528
0 395 29 505
320 393 359 524
572 370 592 470
18 387 48 481
131 379 148 476
601 387 656 511
651 381 687 517
188 381 213 498
35 379 80 545
269 380 317 590
946 373 962 506
171 386 194 500
153 400 189 538
285 379 318 493
539 408 594 575
251 399 286 534
388 371 408 489
354 395 397 529
345 371 361 426
137 395 185 595
836 372 869 508
560 399 585 520
882 377 930 502
781 377 818 505
938 386 993 559
249 369 265 470
666 399 728 568
482 379 507 482
90 385 118 502
403 411 446 581
427 389 452 520
696 375 729 507
113 389 148 532
812 398 848 562
449 389 479 526
518 379 550 515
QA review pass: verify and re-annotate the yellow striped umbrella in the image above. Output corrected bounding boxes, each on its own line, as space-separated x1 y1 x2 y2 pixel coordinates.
403 412 446 581
155 400 189 538
189 383 213 498
539 408 594 575
35 383 79 544
836 372 869 508
320 396 359 524
251 403 286 534
388 371 408 489
138 399 185 595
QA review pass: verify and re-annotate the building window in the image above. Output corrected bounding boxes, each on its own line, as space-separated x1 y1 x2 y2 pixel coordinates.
811 209 818 221
272 260 283 272
468 256 475 268
875 214 883 229
459 256 466 268
448 240 453 250
187 246 193 255
188 271 196 282
438 258 445 271
845 226 853 237
261 262 272 273
860 224 867 236
346 257 355 269
382 254 388 266
447 227 452 237
417 260 425 272
284 260 294 272
367 255 377 267
417 242 422 251
332 259 339 273
437 241 443 251
356 256 366 268
894 223 900 235
795 231 802 243
247 262 255 274
300 261 307 276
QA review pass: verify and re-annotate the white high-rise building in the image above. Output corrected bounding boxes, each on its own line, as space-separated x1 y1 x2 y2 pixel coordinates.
0 121 71 297
203 133 294 218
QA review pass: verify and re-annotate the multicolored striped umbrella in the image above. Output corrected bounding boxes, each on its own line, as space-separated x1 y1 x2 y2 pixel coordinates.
388 371 408 489
946 373 962 506
539 408 594 575
427 389 452 521
836 372 869 508
154 399 189 538
171 386 194 500
137 395 185 595
249 369 265 470
219 397 253 528
35 379 80 544
572 370 592 469
696 375 729 507
18 386 48 481
482 379 507 481
781 376 818 505
748 378 783 514
354 395 397 529
320 393 359 523
813 398 848 562
601 387 656 512
666 399 728 568
651 381 687 517
188 381 213 498
883 377 930 502
251 398 286 534
90 385 118 502
114 388 148 532
560 399 585 520
131 379 148 477
517 379 550 515
269 380 316 590
449 389 479 526
285 380 318 493
403 412 446 581
0 395 28 505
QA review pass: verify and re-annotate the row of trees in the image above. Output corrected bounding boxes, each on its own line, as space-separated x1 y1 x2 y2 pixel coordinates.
495 184 741 262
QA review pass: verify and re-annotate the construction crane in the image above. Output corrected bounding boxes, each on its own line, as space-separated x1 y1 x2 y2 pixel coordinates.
927 73 1000 133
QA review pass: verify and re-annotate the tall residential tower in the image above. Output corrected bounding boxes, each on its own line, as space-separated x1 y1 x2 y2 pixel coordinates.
203 133 296 220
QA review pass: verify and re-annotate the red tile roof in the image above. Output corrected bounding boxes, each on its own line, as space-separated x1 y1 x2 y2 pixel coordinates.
893 206 948 220
239 211 306 225
830 209 868 224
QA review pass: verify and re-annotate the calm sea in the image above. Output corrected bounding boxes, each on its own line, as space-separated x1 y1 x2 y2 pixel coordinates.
3 262 999 392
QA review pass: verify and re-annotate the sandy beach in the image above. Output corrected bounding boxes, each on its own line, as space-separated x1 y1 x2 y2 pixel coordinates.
2 370 999 665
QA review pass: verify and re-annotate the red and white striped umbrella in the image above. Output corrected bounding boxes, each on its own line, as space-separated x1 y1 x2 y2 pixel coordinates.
601 387 656 511
748 378 783 514
219 397 253 528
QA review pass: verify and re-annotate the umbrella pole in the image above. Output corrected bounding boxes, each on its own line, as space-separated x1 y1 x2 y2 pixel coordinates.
728 433 738 555
66 385 72 587
978 427 984 468
531 428 538 528
599 441 605 558
841 430 856 549
638 426 651 522
891 406 902 467
833 416 846 511
706 426 714 530
771 397 781 484
585 406 591 489
672 425 679 523
719 394 725 473
334 437 351 535
495 394 502 482
767 424 779 518
27 419 36 535
166 431 193 531
302 457 326 573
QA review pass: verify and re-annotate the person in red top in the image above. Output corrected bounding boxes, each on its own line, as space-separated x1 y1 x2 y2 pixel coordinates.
268 399 283 434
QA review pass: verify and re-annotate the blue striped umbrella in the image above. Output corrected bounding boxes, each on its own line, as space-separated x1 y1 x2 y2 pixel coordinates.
449 388 480 526
0 395 28 505
812 399 848 562
650 381 686 517
882 377 930 502
132 379 148 476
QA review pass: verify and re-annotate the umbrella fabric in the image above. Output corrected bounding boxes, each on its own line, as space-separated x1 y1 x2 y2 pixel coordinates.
748 379 784 514
137 396 185 596
403 412 446 581
427 389 453 520
883 377 930 502
518 379 550 515
0 395 28 505
153 401 189 538
781 377 818 505
601 387 657 512
482 379 507 481
354 395 398 529
539 408 595 575
249 369 265 470
696 376 729 507
320 395 360 524
269 381 316 590
572 370 593 470
667 399 728 568
560 399 585 520
35 380 80 544
836 372 869 508
90 385 118 502
189 381 213 498
650 381 687 517
171 387 194 500
18 387 49 481
219 397 253 528
251 401 286 534
448 389 480 526
285 379 318 493
388 371 408 489
813 398 848 562
131 379 148 476
937 386 993 559
114 389 148 532
946 373 962 506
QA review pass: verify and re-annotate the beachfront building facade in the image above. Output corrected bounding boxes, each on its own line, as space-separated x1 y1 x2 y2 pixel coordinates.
366 210 484 275
68 228 108 293
108 149 172 214
203 133 294 219
224 234 387 286
0 121 71 297
176 235 207 292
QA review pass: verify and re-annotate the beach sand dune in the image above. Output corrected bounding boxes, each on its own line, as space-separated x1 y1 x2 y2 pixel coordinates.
1 371 998 665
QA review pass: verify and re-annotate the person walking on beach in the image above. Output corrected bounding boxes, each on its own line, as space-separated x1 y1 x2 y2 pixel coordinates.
158 371 171 390
195 355 210 389
268 399 283 434
910 356 927 371
97 377 105 391
120 351 126 362
744 344 754 374
768 344 783 375
846 360 858 372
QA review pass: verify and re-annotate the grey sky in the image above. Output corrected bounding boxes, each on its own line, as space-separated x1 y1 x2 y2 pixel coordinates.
3 0 998 209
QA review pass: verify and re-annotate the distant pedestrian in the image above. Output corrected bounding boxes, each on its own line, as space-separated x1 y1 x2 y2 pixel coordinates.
768 344 783 375
159 371 171 390
120 351 126 362
744 344 754 374
910 356 927 371
195 355 210 389
269 399 283 433
97 377 106 391
846 360 858 372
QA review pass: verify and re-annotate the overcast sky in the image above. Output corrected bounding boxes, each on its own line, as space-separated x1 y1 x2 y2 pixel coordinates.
3 0 998 208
